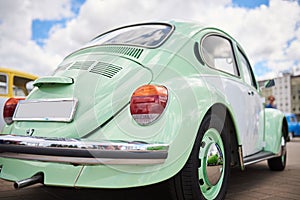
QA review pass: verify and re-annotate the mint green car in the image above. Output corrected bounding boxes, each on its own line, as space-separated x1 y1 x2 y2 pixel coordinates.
0 21 288 200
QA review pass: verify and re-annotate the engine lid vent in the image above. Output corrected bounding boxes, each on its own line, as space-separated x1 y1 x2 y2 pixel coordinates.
53 62 72 74
69 61 95 70
97 46 143 59
90 62 122 78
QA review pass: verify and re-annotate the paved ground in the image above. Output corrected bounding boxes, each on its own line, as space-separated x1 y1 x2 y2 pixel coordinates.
226 137 300 200
0 138 300 199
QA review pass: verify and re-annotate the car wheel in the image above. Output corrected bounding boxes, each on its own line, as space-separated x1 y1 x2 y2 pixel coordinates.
168 113 230 200
267 126 287 171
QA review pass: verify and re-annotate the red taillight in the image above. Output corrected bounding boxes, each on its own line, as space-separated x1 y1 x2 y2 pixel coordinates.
3 97 24 125
130 85 168 125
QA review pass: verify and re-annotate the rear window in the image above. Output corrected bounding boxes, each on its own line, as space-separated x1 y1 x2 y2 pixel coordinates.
87 24 173 48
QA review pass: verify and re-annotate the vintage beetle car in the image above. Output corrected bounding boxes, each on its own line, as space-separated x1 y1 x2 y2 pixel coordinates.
285 113 300 141
0 21 288 200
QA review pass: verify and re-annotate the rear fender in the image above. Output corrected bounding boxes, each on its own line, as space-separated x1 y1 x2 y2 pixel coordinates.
264 108 286 154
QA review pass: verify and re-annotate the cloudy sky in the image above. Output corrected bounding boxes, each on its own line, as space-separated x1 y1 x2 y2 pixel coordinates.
0 0 299 80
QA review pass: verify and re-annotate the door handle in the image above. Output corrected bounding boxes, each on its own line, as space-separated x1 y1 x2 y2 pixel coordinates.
248 91 254 96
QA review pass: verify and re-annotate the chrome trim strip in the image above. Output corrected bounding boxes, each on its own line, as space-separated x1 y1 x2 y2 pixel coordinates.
0 135 168 151
243 140 285 167
244 154 278 166
0 135 168 165
0 153 166 165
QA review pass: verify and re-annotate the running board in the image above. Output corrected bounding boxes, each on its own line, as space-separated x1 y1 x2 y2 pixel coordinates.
243 151 277 166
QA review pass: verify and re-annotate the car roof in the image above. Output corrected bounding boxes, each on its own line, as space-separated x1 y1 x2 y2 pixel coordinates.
0 67 38 80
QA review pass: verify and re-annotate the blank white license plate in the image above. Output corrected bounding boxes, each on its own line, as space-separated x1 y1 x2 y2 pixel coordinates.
13 98 78 122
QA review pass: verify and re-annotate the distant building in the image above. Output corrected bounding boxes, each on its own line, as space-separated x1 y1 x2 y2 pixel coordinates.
291 75 300 114
259 72 300 117
274 73 291 113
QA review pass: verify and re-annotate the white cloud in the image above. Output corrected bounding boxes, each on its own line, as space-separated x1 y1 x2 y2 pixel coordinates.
0 0 300 79
285 25 300 62
0 0 74 75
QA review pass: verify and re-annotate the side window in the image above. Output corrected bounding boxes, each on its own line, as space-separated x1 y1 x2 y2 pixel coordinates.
13 76 31 96
201 35 238 76
13 86 25 96
237 48 257 89
0 74 7 95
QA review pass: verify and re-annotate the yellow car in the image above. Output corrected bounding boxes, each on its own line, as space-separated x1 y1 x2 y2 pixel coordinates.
0 68 38 98
0 68 38 130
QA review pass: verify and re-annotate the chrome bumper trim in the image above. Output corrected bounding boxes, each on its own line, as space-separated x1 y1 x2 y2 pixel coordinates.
0 153 166 165
0 135 169 165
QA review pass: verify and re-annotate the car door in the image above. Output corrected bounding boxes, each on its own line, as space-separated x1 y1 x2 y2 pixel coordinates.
235 47 264 156
200 34 264 157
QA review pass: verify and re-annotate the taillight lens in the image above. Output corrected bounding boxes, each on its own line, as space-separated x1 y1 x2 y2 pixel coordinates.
3 97 24 125
130 85 168 125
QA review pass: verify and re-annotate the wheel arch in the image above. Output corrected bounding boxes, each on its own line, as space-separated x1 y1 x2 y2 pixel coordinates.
166 102 238 199
207 103 241 168
282 116 288 141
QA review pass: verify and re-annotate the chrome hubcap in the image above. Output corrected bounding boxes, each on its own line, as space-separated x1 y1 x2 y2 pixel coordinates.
205 143 223 186
198 128 225 199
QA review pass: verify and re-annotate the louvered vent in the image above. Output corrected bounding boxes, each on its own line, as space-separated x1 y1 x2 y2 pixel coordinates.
90 62 122 78
97 46 143 59
53 62 72 74
69 61 95 70
58 63 72 70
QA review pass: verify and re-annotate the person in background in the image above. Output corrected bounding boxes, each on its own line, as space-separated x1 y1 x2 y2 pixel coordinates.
265 95 277 108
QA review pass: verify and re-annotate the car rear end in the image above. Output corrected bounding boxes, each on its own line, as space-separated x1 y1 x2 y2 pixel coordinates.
0 22 208 189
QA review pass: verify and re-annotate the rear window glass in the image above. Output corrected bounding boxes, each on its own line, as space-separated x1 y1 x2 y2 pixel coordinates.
87 24 173 48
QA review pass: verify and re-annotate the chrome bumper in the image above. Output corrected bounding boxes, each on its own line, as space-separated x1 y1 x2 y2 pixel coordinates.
0 135 169 165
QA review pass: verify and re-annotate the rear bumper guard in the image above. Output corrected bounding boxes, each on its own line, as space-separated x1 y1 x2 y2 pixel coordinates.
0 135 169 165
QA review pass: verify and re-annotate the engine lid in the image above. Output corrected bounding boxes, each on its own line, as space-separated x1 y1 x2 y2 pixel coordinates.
10 55 152 138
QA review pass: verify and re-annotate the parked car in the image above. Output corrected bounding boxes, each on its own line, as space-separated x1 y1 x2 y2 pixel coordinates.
0 68 38 131
0 21 288 200
285 113 300 139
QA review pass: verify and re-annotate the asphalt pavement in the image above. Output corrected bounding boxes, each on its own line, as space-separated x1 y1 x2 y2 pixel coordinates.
1 138 300 200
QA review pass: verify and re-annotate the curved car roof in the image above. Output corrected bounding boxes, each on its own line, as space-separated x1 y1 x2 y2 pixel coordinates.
0 67 38 81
